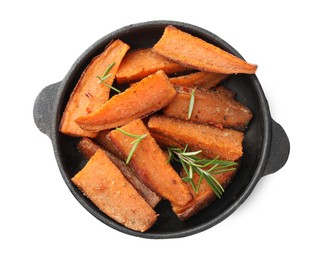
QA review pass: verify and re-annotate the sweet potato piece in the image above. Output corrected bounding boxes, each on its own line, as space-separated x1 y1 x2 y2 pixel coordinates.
72 149 157 232
75 70 177 132
153 26 257 74
59 40 130 137
149 132 184 150
77 138 161 208
148 116 244 161
163 86 253 130
94 130 123 158
169 71 228 89
213 85 236 99
108 119 192 206
116 48 189 84
172 168 237 221
77 137 101 159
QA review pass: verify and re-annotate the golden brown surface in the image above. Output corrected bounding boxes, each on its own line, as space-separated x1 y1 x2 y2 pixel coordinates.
116 48 189 84
59 40 130 137
77 138 161 208
77 137 101 159
149 132 184 150
108 119 192 206
163 86 253 130
213 85 236 99
94 130 123 158
172 168 237 221
75 70 177 132
153 26 257 74
169 71 228 89
148 115 244 161
72 149 157 232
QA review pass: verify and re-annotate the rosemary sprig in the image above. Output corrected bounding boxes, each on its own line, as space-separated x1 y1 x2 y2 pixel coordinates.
188 89 195 119
167 145 237 198
116 128 147 164
97 62 121 93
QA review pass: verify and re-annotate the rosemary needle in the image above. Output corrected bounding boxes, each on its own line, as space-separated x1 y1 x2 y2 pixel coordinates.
188 89 195 119
97 62 121 93
167 146 237 198
116 128 147 164
101 62 115 79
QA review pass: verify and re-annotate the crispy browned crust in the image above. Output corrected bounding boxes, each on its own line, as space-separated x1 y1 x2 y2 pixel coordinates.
153 26 257 74
212 85 236 99
163 86 253 130
148 115 244 161
94 130 123 159
77 137 161 208
116 48 189 84
59 40 130 137
169 71 229 89
172 168 237 221
75 70 177 132
108 119 193 206
149 132 184 149
72 149 158 232
77 137 100 159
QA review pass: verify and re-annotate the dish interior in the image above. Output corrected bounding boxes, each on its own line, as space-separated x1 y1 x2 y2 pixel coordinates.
55 22 267 237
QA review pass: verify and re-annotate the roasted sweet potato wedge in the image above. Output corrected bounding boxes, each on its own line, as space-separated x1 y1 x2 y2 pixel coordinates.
72 149 157 232
94 130 123 158
148 115 244 161
153 26 257 74
163 86 253 130
116 48 189 84
108 119 192 206
75 70 177 132
213 85 236 99
77 137 101 159
59 40 130 137
172 168 237 221
149 132 184 150
169 71 228 89
77 137 161 208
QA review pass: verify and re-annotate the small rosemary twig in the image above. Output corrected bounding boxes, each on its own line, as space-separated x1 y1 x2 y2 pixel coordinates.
116 128 147 164
167 145 237 198
97 62 121 93
187 89 195 119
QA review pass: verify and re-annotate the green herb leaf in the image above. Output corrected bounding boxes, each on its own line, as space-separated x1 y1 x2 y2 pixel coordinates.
167 146 237 198
182 177 192 182
116 128 147 164
97 62 121 93
188 89 195 119
102 62 115 79
97 76 121 93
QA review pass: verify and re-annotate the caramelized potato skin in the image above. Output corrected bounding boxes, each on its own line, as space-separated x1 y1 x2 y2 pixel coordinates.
116 48 189 84
75 70 177 132
109 119 193 206
172 168 237 221
163 86 253 130
169 71 228 89
60 40 130 137
72 149 157 232
148 115 244 161
153 26 257 74
77 137 161 208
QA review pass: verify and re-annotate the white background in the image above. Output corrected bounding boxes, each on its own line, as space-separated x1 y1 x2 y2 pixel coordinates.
1 0 318 259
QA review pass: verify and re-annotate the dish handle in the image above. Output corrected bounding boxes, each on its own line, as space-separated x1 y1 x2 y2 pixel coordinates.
33 82 61 139
263 119 290 176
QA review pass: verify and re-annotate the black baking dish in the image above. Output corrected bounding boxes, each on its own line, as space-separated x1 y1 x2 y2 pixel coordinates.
33 20 290 238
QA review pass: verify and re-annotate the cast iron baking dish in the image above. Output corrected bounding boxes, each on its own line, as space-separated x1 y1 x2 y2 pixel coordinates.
33 20 290 238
